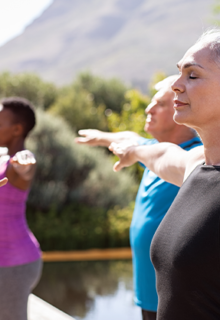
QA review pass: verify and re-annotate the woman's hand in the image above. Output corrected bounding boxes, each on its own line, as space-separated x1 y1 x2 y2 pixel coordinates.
6 150 36 190
109 142 138 171
10 150 36 181
0 177 8 187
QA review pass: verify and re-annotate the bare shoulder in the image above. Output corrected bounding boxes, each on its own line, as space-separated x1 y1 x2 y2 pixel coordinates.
184 146 204 182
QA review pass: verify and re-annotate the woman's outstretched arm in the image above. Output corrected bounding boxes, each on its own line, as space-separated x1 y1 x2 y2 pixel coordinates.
109 142 204 187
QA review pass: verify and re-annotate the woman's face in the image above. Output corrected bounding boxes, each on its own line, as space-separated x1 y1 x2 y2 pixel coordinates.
171 43 220 132
0 107 19 147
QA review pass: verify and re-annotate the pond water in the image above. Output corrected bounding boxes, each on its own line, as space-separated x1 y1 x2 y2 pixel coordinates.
33 260 142 320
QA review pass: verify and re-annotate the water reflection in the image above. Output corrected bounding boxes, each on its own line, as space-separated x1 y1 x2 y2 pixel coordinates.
33 260 141 320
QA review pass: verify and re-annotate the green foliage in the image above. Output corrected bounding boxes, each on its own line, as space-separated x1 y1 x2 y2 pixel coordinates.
73 72 128 113
0 72 57 109
26 110 138 212
0 70 162 250
27 205 109 250
107 89 150 136
108 202 134 248
26 110 138 250
212 0 220 25
107 89 151 182
214 3 220 13
49 72 128 133
49 88 108 132
148 71 167 97
27 202 134 251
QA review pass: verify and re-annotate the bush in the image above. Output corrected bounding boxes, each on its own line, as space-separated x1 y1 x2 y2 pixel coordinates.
26 110 138 250
108 202 134 248
48 72 129 133
27 202 134 251
49 88 108 132
73 72 128 113
0 72 58 109
27 204 108 250
26 110 138 211
107 89 151 182
107 89 150 136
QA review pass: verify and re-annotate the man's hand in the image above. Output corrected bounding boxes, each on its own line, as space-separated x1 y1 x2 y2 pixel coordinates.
75 129 141 147
75 129 104 146
10 150 36 181
109 142 138 171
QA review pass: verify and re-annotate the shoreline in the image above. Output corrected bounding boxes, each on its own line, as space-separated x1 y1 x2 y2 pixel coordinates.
42 247 132 262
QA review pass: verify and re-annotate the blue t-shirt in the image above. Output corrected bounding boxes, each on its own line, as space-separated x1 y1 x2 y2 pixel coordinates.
130 136 202 311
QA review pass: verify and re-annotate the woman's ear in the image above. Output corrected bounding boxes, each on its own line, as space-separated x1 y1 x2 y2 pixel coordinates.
13 123 24 137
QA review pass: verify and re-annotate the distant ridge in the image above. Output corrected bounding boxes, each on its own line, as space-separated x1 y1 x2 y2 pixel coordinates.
0 0 213 90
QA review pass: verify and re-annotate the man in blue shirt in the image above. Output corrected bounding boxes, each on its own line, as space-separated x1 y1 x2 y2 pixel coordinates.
75 76 202 320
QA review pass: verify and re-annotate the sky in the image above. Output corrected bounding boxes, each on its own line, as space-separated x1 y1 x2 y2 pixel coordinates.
0 0 53 47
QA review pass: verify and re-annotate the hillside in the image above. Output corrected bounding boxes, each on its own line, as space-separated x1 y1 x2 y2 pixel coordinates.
0 0 214 90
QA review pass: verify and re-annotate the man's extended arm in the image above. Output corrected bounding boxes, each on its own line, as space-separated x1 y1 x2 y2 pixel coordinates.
75 129 141 147
109 142 204 187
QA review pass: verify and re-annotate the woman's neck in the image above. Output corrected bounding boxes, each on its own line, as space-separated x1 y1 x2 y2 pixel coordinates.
198 129 220 165
7 140 25 157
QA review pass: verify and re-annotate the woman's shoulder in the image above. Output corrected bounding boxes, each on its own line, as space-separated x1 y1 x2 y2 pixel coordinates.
183 146 204 182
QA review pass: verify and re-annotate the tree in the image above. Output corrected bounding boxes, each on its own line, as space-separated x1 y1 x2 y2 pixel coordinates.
107 89 150 136
27 109 137 211
49 88 108 132
73 72 128 113
0 72 58 109
107 89 151 181
211 0 220 24
26 110 138 250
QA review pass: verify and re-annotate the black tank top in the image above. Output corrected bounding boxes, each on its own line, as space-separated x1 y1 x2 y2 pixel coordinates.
151 164 220 320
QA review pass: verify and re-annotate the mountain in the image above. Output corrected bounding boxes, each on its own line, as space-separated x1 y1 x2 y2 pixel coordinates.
0 0 214 90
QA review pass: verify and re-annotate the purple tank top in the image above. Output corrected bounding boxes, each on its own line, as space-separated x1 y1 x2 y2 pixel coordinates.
0 158 41 266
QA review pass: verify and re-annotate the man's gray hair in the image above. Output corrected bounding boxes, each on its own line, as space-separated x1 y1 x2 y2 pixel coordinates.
196 28 220 64
154 75 179 91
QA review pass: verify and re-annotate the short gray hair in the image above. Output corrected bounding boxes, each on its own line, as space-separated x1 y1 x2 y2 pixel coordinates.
154 75 179 91
196 28 220 64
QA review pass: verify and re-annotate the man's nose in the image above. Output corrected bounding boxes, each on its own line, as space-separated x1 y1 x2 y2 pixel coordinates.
145 102 156 114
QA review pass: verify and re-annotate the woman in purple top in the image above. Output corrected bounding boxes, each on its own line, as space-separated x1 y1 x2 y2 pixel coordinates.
0 97 42 320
